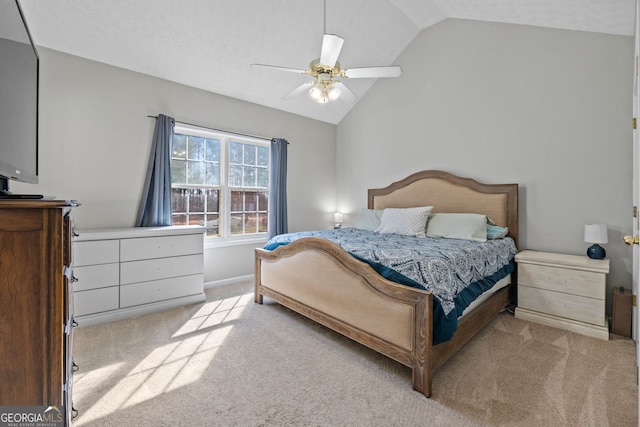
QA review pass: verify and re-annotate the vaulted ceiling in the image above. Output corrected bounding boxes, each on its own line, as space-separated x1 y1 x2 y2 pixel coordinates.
19 0 636 124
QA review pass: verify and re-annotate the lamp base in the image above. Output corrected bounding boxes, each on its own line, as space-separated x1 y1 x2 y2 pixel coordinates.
587 244 606 260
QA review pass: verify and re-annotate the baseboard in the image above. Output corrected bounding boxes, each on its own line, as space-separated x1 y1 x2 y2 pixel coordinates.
74 293 206 327
204 274 254 289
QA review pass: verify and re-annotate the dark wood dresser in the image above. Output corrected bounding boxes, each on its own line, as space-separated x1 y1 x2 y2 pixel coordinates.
0 200 78 425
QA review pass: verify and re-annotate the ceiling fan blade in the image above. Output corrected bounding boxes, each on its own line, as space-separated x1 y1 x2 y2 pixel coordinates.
343 65 402 79
251 63 307 74
332 82 358 103
320 34 344 67
282 81 314 100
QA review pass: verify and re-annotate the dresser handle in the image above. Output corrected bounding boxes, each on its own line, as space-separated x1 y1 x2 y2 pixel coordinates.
73 361 79 373
71 273 79 283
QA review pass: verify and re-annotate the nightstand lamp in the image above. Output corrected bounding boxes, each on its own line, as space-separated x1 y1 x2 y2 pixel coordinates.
334 212 343 229
584 224 608 259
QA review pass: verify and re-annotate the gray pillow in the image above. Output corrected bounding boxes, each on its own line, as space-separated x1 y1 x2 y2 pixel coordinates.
376 206 433 237
354 208 383 231
426 213 488 242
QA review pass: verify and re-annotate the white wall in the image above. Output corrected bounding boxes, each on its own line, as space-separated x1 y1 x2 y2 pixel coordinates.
337 19 634 314
12 48 337 283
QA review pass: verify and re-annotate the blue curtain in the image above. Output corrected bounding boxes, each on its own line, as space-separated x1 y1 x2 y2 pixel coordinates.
268 138 288 239
136 114 174 227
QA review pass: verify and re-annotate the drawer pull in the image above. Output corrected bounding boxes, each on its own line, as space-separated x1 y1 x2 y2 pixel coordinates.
73 361 79 373
71 273 79 283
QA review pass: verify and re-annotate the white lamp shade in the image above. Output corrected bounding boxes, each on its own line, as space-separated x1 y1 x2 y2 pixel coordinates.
584 224 608 244
333 212 343 223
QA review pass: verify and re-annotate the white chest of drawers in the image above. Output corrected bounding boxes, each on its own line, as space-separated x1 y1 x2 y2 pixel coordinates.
72 226 206 326
514 250 609 340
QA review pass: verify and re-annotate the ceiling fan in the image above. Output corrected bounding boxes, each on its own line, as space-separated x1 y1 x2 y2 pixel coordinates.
251 1 402 104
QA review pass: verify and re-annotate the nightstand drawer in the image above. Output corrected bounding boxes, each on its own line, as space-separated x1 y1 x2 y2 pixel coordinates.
519 263 605 300
519 285 606 326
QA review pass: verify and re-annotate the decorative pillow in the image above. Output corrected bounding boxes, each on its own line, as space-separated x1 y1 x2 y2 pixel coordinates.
426 213 488 242
354 208 383 231
376 206 433 237
487 225 508 239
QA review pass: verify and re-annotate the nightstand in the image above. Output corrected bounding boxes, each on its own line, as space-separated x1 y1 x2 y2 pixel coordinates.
514 250 609 340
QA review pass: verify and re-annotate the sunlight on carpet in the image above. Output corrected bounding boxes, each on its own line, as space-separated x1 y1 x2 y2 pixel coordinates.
74 291 253 426
172 292 252 337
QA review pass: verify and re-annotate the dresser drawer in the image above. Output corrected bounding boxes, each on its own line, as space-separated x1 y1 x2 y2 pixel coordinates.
120 254 203 285
74 240 119 266
120 234 203 262
73 263 119 291
74 287 119 317
518 263 605 300
518 285 606 326
120 274 204 307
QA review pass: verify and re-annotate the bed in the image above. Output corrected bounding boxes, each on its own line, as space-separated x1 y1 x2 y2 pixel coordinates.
254 170 518 398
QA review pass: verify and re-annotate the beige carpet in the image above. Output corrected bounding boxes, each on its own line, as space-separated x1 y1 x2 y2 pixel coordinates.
72 281 637 426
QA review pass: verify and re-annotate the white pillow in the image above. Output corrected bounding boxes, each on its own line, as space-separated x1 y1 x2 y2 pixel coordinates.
426 213 488 242
376 206 433 237
354 208 383 231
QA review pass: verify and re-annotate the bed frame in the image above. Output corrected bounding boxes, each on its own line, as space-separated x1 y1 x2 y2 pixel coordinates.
254 170 518 398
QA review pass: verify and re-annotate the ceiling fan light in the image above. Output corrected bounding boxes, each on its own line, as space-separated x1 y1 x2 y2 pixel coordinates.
309 84 323 100
310 80 332 103
318 90 330 103
317 87 330 103
327 84 341 101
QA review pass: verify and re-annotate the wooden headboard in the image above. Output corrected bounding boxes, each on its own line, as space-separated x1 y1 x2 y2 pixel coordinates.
368 170 518 245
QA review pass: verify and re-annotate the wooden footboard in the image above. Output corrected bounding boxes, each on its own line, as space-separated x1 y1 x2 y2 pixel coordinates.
255 237 437 397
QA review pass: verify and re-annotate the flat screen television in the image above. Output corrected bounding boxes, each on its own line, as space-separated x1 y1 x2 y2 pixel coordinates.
0 0 40 199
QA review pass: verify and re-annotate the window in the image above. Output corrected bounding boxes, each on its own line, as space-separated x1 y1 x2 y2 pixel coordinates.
171 123 269 241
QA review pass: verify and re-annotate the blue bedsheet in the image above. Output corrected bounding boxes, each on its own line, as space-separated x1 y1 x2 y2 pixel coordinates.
264 228 517 344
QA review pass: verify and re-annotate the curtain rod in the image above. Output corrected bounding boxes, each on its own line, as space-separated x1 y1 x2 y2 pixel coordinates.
147 115 273 142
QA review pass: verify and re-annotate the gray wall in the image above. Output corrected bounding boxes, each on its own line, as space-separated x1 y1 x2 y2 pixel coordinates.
10 19 634 308
337 19 634 314
11 48 337 283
